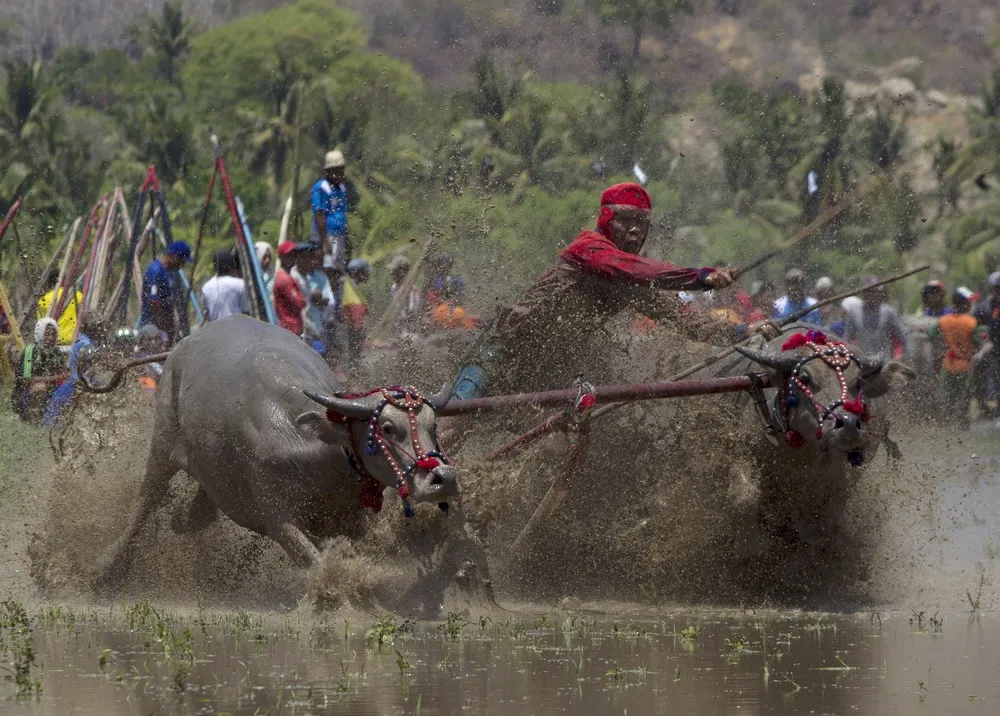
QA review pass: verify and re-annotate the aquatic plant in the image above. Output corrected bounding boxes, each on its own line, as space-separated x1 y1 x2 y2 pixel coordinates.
366 615 398 649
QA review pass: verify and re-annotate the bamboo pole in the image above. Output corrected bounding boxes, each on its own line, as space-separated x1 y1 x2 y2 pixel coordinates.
369 237 435 342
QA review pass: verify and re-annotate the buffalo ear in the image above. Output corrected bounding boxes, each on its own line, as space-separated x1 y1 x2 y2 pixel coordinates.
861 360 916 398
296 411 343 444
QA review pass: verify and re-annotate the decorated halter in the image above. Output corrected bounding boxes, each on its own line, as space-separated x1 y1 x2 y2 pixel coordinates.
778 330 869 466
326 386 452 518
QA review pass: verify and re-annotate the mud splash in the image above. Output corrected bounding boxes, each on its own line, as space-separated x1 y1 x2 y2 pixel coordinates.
10 320 1000 614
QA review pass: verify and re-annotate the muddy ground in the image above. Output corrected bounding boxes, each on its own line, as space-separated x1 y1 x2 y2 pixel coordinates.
3 322 998 616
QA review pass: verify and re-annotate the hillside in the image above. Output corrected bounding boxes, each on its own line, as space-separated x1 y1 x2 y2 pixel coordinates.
2 1 997 96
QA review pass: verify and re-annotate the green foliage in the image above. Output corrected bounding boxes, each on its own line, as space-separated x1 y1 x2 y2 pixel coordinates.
182 0 366 117
589 0 694 58
134 1 194 86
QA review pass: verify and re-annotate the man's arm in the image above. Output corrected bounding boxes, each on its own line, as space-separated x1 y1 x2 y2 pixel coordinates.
311 182 328 243
630 288 743 345
560 231 715 291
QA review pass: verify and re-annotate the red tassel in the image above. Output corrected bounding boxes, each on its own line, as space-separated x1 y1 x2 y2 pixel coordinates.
781 333 809 351
842 398 870 422
325 409 348 425
784 430 806 447
359 477 384 512
398 483 410 498
806 330 828 345
416 457 441 471
576 393 596 412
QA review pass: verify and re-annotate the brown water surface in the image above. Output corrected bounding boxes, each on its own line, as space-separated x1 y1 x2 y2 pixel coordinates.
3 606 999 714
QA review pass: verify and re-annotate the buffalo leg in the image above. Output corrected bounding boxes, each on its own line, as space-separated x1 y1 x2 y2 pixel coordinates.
271 522 323 568
171 487 219 534
728 464 769 559
93 446 176 593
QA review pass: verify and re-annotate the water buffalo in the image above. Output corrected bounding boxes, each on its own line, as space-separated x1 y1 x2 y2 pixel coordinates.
96 315 460 588
716 323 914 556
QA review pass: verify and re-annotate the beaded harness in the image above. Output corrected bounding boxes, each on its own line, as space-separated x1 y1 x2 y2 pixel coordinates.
324 386 452 517
777 330 870 466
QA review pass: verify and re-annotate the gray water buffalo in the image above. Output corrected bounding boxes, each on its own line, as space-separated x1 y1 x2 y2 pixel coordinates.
715 323 914 556
96 315 460 587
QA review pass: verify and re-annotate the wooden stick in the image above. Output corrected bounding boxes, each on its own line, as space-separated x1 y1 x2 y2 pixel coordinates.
47 217 82 319
369 237 435 342
18 225 73 329
736 177 879 277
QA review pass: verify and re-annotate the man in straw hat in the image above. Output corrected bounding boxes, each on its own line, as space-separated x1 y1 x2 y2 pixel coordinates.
311 149 353 275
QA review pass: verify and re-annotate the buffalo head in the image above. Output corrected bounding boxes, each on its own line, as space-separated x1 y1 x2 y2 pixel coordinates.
296 385 460 506
736 341 914 457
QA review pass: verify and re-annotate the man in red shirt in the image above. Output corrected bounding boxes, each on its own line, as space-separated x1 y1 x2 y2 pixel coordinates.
453 182 766 398
273 241 309 336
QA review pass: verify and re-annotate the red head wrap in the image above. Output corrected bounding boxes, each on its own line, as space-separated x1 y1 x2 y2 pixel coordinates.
597 182 652 239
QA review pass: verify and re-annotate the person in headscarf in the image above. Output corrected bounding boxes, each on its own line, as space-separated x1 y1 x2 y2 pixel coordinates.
255 241 276 298
43 316 107 428
452 182 772 399
13 317 67 423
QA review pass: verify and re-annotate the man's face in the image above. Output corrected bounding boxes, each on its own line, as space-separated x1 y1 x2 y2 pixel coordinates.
924 288 944 310
260 253 272 271
326 166 345 183
163 254 181 270
787 278 805 302
609 206 651 254
43 325 57 349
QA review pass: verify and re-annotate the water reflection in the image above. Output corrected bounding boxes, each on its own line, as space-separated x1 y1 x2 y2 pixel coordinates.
4 609 1000 715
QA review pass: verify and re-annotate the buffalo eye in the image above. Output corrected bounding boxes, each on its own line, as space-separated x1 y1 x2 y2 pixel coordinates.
380 421 398 438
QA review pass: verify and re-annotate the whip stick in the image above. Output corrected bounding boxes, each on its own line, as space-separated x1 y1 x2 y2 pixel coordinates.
736 178 878 277
484 264 930 459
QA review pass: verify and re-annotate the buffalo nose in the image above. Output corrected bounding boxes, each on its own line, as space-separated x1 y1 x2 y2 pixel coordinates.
431 465 461 494
834 416 844 429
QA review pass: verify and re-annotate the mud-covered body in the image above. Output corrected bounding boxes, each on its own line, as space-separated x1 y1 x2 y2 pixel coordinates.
97 316 460 586
712 323 912 554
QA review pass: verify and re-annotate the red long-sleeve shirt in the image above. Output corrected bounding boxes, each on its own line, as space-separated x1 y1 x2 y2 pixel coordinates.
273 268 307 335
487 229 729 394
559 230 711 290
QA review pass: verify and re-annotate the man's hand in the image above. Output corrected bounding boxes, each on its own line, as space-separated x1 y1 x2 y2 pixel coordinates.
703 267 739 290
748 320 781 340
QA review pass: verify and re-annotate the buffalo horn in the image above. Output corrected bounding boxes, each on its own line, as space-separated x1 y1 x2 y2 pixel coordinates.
426 384 451 412
733 345 800 374
303 390 375 419
857 353 885 378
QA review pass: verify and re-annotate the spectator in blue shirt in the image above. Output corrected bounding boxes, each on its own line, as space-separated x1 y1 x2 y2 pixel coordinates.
311 150 353 274
773 268 821 324
141 241 192 344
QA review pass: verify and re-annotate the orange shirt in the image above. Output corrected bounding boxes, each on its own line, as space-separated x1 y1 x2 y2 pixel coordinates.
938 313 979 373
431 303 477 330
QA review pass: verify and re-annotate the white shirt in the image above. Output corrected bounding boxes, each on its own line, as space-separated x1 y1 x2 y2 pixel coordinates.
202 275 250 321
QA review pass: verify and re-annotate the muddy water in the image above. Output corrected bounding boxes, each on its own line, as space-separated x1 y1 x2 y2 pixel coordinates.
3 607 1000 714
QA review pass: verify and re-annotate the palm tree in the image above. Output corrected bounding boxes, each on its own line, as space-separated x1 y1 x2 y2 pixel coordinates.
140 1 193 86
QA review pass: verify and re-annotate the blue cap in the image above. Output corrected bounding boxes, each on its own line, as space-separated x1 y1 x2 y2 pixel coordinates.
166 241 193 262
347 258 370 274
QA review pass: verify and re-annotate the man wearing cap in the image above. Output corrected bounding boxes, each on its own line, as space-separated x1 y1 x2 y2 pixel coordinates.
452 182 768 399
274 241 309 336
312 149 354 273
973 272 1000 417
140 240 192 344
773 269 821 324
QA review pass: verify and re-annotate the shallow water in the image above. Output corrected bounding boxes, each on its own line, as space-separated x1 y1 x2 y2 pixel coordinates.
3 606 1000 714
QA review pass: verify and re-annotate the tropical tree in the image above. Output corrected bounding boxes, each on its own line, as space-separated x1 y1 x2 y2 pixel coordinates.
135 0 194 87
589 0 693 60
